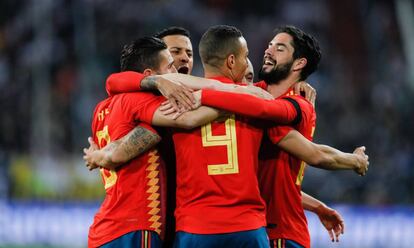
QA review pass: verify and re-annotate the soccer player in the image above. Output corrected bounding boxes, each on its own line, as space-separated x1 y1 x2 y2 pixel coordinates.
182 25 369 248
154 26 193 75
152 27 194 248
242 58 254 84
171 25 273 247
87 36 225 248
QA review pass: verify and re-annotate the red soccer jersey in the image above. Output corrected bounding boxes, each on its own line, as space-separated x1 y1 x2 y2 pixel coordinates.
259 88 316 248
173 76 267 234
88 92 167 247
201 82 315 247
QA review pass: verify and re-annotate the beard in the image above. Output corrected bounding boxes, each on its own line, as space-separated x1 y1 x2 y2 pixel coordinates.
258 60 293 85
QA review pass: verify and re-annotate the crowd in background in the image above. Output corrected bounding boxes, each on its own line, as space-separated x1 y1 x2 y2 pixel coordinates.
0 0 413 204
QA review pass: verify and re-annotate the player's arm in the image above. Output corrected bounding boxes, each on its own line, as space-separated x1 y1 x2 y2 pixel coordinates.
106 71 234 95
83 105 220 169
106 72 272 110
151 105 221 129
277 130 369 175
302 191 344 242
193 89 298 124
83 125 161 170
106 71 195 111
153 73 273 99
105 71 146 96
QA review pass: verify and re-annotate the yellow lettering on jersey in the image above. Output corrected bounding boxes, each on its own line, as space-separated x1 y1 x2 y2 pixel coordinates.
100 168 118 189
96 125 110 147
296 126 316 186
201 114 239 175
96 125 118 189
98 108 110 121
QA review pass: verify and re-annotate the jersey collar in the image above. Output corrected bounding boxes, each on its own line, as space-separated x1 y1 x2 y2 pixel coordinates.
208 76 236 84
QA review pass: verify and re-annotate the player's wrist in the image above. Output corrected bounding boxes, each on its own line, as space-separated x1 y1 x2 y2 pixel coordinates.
351 153 362 171
314 203 328 215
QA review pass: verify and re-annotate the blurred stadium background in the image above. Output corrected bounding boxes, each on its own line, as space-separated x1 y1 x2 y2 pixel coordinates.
0 0 413 247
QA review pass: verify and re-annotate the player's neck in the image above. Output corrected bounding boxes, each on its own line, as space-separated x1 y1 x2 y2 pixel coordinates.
204 67 233 82
267 74 299 98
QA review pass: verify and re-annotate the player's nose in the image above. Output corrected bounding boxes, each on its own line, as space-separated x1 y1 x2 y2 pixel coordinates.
180 53 189 63
264 47 272 57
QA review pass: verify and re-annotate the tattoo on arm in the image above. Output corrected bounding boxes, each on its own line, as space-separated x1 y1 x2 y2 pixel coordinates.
102 140 118 154
140 76 158 90
115 125 161 162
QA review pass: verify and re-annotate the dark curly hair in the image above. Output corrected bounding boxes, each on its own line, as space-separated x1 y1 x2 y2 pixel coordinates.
274 25 321 80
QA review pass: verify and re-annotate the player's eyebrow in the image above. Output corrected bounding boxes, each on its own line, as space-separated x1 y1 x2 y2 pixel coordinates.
275 43 288 48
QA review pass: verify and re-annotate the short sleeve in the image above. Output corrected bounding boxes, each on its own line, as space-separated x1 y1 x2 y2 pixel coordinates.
122 92 166 124
267 125 294 144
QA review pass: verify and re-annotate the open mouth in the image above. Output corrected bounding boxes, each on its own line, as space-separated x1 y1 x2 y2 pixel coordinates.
177 66 189 74
263 57 276 66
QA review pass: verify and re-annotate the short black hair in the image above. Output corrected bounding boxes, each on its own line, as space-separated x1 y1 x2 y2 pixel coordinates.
199 25 243 67
154 26 190 39
274 25 321 80
120 36 167 72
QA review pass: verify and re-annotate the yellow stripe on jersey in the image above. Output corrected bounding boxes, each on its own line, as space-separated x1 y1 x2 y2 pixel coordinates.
146 150 162 235
278 238 282 248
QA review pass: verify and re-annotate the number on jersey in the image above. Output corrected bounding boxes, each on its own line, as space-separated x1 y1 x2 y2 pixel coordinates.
201 115 239 175
96 125 118 189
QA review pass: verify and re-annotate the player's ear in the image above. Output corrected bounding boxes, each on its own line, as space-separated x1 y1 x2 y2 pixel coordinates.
226 54 236 69
293 58 307 71
143 68 153 76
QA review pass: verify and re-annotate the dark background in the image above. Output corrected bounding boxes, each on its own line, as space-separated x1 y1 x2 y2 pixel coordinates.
0 0 413 206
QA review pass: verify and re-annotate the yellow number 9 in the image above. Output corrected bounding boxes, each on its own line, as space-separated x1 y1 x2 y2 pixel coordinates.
201 115 239 175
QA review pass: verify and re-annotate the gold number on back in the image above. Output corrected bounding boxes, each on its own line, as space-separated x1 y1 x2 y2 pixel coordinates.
201 115 239 175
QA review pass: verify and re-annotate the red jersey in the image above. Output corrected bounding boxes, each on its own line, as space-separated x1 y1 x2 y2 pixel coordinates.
259 89 316 248
173 76 267 234
88 92 166 247
201 82 316 247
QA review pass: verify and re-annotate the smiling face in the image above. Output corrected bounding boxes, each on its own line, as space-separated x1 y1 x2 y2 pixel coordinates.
259 32 295 84
162 34 193 74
